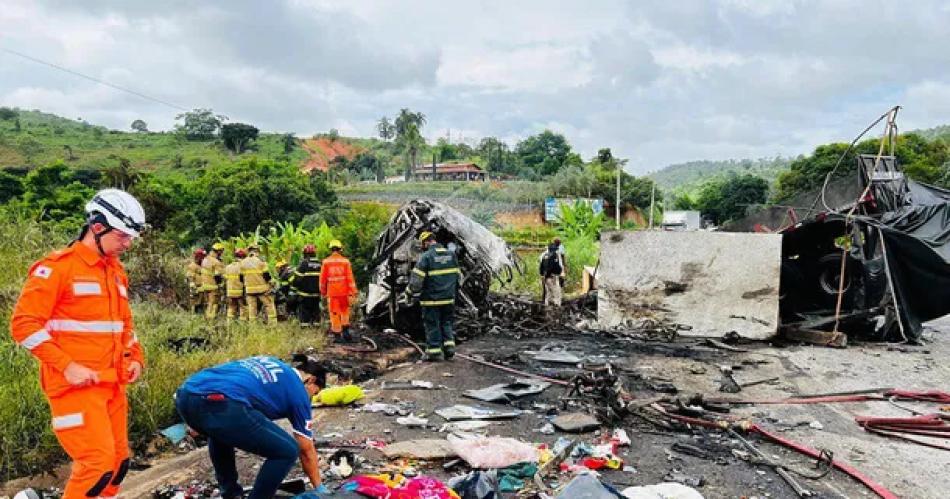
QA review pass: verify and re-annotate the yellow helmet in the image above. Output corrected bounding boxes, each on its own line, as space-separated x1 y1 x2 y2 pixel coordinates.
211 242 225 251
418 231 434 243
329 239 343 250
276 259 288 268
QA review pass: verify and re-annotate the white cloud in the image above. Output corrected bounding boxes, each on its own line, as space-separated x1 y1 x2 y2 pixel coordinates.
1 0 949 174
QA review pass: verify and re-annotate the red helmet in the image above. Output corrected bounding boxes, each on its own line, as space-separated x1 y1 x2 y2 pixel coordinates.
234 248 247 258
303 244 316 256
194 248 207 258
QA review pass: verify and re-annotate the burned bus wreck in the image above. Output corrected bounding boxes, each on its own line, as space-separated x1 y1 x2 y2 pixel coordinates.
363 199 523 334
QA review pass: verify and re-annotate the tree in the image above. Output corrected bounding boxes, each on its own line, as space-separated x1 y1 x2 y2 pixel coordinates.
174 108 226 141
515 130 580 177
478 137 512 175
0 107 17 121
130 119 148 132
394 109 426 181
282 133 297 154
669 192 696 210
191 158 325 239
0 171 24 203
434 137 457 162
549 165 598 198
221 122 260 153
596 148 614 167
697 174 769 224
376 117 395 142
101 156 142 190
20 161 95 222
17 135 43 164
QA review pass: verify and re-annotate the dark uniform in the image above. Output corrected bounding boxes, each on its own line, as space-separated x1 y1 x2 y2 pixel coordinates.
408 243 461 359
275 264 296 318
289 257 321 326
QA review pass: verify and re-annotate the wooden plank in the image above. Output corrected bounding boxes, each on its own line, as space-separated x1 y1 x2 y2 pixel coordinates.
782 327 848 348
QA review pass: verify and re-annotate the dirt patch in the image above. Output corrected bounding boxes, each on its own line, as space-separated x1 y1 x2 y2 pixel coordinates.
300 137 364 173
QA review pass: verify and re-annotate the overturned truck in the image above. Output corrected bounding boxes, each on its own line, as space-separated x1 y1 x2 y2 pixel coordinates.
364 199 522 334
777 154 950 342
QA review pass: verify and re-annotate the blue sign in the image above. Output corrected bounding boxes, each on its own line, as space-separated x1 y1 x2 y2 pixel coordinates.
544 197 605 223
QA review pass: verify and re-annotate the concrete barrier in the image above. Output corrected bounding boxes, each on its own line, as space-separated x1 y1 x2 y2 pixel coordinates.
598 230 782 339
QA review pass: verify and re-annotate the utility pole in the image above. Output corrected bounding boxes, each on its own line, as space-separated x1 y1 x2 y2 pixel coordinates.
648 182 656 229
615 160 621 230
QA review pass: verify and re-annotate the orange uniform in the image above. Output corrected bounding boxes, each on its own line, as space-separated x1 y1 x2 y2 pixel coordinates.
319 252 357 334
10 242 144 499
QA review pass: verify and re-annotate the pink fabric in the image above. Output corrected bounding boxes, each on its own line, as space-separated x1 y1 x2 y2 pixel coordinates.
341 474 460 499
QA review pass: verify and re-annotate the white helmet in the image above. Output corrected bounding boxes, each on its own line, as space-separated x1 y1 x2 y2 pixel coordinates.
85 188 147 237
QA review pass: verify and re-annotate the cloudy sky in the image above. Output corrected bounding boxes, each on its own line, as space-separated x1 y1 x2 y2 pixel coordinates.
2 0 949 173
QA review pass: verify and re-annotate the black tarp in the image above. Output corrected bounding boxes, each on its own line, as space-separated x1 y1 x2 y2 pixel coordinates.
780 158 950 342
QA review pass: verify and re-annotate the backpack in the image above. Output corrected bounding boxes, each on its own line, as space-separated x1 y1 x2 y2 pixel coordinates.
541 251 562 277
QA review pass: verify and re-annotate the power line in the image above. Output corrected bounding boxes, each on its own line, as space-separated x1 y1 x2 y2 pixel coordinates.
1 47 189 112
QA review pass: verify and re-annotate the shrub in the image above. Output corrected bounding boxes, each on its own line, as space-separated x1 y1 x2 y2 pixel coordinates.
0 210 324 480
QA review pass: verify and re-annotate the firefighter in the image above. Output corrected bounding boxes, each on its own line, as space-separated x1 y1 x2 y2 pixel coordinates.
320 240 357 343
289 245 321 327
225 249 247 322
406 231 461 361
187 248 206 313
274 259 296 319
201 243 225 319
242 244 277 323
10 188 146 499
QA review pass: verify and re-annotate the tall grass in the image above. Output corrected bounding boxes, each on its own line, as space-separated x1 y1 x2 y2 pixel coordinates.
0 209 324 480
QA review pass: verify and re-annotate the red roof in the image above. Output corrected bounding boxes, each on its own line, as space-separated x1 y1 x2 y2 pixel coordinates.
413 162 484 174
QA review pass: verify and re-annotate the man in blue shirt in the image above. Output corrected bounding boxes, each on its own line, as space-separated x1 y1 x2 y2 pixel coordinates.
175 356 325 499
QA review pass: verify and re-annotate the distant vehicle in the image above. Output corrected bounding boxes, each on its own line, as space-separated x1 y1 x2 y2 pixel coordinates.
661 210 701 231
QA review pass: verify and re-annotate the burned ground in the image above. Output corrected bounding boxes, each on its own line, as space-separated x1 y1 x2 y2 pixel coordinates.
40 304 947 499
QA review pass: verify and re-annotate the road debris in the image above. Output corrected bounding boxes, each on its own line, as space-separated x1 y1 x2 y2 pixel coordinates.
435 405 521 421
463 378 550 403
551 413 600 433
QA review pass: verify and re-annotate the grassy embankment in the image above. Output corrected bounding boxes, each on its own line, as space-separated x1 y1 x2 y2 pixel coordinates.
0 209 322 481
0 110 309 174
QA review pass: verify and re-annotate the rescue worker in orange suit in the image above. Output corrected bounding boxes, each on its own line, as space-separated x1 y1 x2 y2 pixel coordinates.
289 245 321 327
242 244 278 323
187 248 206 314
201 243 225 319
320 240 358 343
10 188 147 499
225 249 247 322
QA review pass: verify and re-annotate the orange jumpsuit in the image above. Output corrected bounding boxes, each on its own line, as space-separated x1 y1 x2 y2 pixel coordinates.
10 242 145 499
319 252 357 334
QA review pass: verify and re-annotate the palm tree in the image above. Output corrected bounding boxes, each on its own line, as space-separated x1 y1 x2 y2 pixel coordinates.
376 117 395 142
394 109 426 181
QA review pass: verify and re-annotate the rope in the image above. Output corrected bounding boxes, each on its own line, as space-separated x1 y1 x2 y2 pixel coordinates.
831 107 900 336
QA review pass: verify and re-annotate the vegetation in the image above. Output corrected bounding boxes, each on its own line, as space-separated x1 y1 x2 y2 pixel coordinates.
0 109 308 174
650 157 789 195
773 133 950 201
0 209 324 479
695 174 769 224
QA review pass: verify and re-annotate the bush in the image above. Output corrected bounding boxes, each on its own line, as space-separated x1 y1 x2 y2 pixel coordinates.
0 210 324 480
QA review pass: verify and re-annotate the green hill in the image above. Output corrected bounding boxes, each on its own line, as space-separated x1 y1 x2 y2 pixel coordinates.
648 156 790 194
0 109 309 176
913 124 950 142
